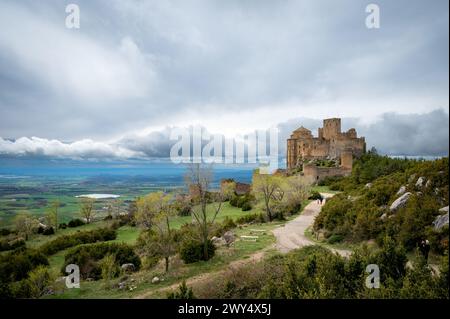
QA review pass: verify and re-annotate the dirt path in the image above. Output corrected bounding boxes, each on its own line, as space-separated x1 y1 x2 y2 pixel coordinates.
272 193 351 257
135 250 267 299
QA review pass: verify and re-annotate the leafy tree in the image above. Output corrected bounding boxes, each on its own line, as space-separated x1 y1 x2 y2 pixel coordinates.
14 212 38 240
136 191 177 272
252 174 284 221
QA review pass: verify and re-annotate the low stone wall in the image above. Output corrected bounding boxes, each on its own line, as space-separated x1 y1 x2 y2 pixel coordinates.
303 164 351 183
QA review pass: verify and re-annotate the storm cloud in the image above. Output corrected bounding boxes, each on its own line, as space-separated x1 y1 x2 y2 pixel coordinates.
0 0 448 154
1 110 447 159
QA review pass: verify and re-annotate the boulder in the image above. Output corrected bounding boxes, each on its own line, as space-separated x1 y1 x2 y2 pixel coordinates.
211 236 227 247
425 179 432 188
121 263 135 273
396 186 406 196
415 176 426 188
389 192 412 212
439 206 449 213
151 276 160 284
364 183 372 189
223 231 236 245
433 213 449 231
380 213 388 221
408 174 416 184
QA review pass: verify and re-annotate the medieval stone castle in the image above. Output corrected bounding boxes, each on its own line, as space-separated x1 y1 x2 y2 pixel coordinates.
287 118 366 182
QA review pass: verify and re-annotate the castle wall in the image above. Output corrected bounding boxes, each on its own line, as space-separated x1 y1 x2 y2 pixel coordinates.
303 163 351 183
340 151 353 170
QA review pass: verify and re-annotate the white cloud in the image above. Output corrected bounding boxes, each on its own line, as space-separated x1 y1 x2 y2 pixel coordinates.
0 110 448 159
0 136 141 159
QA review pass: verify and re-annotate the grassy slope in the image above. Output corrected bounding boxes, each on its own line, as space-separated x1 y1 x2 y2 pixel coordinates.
45 199 312 299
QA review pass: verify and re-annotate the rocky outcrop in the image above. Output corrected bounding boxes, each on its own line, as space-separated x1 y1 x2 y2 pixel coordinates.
415 176 426 188
211 236 227 247
389 192 412 212
439 206 449 213
433 211 449 231
396 185 406 196
212 231 236 247
223 231 236 245
121 263 135 273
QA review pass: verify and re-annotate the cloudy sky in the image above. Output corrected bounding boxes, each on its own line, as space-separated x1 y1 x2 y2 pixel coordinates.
0 0 448 159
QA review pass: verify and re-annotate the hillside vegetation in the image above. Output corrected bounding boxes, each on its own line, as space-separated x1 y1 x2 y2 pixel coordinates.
314 152 449 255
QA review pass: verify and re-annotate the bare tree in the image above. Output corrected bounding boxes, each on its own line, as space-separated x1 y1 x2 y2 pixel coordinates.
185 163 226 260
46 200 60 232
114 199 123 218
80 198 95 224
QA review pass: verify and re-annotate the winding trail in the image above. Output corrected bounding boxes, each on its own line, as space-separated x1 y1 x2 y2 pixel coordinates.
272 193 351 257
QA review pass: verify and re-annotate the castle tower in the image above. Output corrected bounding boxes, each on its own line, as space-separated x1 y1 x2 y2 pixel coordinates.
322 118 341 140
286 138 297 170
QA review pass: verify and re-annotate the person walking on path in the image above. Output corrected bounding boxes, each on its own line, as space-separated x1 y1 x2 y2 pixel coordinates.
419 239 431 262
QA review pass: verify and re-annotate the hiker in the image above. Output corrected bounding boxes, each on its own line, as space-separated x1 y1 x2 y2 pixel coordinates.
419 239 431 262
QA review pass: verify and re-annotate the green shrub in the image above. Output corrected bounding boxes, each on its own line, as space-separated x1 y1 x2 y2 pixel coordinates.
241 202 252 211
282 200 302 216
0 228 14 237
327 234 344 244
173 199 193 216
236 213 265 225
179 240 215 264
68 219 85 228
230 194 255 210
40 227 117 256
308 191 322 200
0 247 49 298
62 242 140 280
0 238 26 252
10 265 53 298
220 217 237 233
167 281 196 299
42 227 55 236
